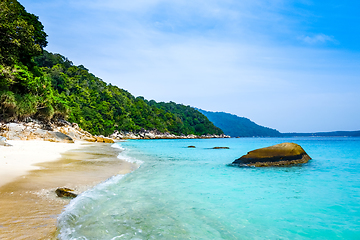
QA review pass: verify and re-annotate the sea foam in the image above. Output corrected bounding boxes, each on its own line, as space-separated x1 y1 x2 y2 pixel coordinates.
112 142 144 165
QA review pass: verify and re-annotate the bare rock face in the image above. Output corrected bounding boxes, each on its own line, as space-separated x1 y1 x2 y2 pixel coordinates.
49 132 74 143
96 136 104 142
103 137 115 143
55 188 78 199
232 142 311 167
0 121 105 143
0 122 74 143
94 135 115 143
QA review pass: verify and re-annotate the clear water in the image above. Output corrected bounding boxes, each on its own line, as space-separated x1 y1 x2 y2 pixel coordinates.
57 138 360 239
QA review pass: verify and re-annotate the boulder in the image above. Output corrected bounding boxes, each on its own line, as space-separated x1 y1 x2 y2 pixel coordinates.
49 132 74 143
213 147 229 149
103 137 115 143
83 136 97 142
232 142 311 167
96 136 104 142
188 145 196 148
55 188 78 198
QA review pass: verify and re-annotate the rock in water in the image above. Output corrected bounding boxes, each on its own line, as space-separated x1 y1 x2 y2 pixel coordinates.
212 147 230 149
232 142 311 167
55 188 78 198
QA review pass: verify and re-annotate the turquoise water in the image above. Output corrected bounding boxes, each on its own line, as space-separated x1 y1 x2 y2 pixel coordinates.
57 138 360 239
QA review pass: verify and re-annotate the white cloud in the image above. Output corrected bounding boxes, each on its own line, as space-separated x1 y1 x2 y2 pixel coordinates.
300 34 337 45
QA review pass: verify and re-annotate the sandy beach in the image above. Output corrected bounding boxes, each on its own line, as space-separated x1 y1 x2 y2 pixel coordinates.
0 140 137 239
0 140 86 188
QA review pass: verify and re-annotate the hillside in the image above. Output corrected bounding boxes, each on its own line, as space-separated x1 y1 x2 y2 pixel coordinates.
198 109 281 137
147 101 223 136
33 51 223 136
0 0 222 136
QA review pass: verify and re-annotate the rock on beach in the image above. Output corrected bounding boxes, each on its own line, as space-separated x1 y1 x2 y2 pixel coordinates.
232 142 311 167
55 188 78 199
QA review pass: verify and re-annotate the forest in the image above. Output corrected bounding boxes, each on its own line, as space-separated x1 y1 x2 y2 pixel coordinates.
0 0 223 136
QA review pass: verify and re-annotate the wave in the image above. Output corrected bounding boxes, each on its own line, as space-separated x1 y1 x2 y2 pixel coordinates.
57 174 125 239
112 142 144 165
111 142 125 151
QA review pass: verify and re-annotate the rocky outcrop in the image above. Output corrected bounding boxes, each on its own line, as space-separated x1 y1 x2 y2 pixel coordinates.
109 129 231 140
55 187 78 198
0 120 110 143
0 120 229 143
232 142 311 167
0 122 74 143
95 135 115 143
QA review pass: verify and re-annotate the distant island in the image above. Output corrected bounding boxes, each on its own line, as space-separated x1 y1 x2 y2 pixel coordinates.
198 109 359 138
198 109 282 137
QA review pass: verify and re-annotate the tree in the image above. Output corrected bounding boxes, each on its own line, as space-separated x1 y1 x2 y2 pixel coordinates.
0 0 47 66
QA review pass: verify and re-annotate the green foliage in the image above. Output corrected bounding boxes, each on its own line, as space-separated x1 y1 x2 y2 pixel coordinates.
0 0 60 122
0 0 47 66
198 109 281 137
0 90 17 120
0 62 65 121
35 52 169 135
33 51 223 136
147 101 224 135
15 93 37 119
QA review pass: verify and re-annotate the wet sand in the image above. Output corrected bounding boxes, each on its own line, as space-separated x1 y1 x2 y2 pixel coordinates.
0 142 137 239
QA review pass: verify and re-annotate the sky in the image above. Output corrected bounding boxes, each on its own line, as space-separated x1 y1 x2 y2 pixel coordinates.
19 0 360 133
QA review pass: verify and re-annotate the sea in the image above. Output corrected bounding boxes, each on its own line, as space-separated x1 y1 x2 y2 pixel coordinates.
57 137 360 239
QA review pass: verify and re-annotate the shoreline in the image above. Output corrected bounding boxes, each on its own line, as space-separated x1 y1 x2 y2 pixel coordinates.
0 140 138 239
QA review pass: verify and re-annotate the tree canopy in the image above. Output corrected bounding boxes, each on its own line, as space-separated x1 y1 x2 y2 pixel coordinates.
34 51 223 136
0 0 47 66
0 0 57 121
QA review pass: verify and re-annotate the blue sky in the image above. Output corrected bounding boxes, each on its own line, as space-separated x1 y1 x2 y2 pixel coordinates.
19 0 360 133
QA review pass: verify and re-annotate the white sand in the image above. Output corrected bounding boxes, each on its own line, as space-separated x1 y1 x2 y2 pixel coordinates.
0 140 85 187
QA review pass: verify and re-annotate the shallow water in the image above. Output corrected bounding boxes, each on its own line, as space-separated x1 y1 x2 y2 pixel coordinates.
0 142 132 240
57 138 360 239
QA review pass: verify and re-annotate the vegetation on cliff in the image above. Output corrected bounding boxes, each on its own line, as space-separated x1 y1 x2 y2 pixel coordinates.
0 0 223 136
147 101 223 135
0 0 62 122
34 51 223 136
